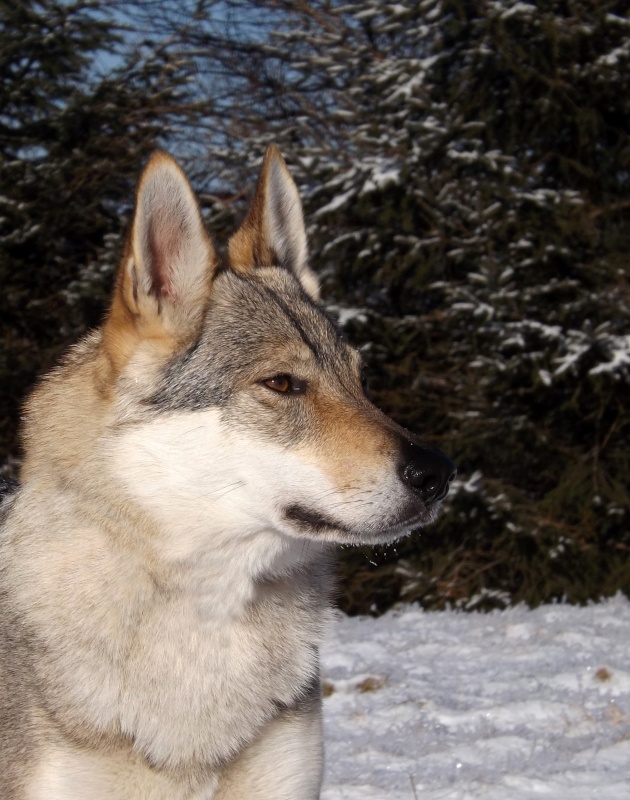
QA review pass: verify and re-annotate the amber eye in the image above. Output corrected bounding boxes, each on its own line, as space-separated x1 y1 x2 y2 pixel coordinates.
265 375 291 393
261 375 307 394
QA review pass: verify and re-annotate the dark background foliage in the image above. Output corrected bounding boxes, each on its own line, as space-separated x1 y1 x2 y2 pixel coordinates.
1 0 628 612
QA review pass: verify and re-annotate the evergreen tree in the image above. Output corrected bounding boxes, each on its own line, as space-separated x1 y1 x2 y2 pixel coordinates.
177 0 630 610
0 0 198 462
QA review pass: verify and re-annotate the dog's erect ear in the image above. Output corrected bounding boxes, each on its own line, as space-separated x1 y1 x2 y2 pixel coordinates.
228 145 320 301
104 152 217 370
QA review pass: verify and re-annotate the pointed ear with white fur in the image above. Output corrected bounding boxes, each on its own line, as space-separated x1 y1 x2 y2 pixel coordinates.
228 145 319 300
105 152 217 368
130 151 216 320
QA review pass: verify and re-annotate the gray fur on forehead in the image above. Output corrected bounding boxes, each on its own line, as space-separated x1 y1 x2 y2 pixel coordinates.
209 270 341 349
149 268 349 412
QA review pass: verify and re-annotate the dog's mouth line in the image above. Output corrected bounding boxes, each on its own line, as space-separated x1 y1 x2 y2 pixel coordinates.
283 504 349 536
282 503 435 540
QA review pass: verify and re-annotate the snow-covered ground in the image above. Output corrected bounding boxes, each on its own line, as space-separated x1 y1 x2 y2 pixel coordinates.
321 595 630 799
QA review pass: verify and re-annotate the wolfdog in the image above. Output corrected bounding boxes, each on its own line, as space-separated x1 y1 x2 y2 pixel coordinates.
0 146 455 798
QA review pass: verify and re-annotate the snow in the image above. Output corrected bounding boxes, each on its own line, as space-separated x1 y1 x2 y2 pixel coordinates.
589 335 630 377
329 305 369 326
315 189 355 217
497 2 537 20
321 596 630 799
597 47 628 68
362 164 401 195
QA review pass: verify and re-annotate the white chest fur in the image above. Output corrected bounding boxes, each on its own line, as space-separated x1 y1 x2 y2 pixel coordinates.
6 491 331 775
115 573 328 769
27 747 220 800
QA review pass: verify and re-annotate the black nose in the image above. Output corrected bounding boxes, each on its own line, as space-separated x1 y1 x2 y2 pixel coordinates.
399 440 456 504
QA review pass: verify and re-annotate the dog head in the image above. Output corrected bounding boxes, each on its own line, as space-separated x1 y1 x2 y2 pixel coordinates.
100 147 455 549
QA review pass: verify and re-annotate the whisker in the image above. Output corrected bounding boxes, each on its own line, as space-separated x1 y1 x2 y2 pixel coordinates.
166 425 207 443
